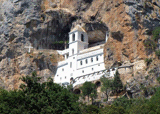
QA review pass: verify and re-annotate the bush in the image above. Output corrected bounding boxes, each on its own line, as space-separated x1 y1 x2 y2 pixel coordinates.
145 58 152 66
152 27 160 41
157 77 160 83
155 50 160 57
143 38 157 50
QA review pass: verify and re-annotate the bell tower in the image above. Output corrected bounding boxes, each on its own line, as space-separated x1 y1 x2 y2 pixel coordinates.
68 25 88 57
68 25 88 78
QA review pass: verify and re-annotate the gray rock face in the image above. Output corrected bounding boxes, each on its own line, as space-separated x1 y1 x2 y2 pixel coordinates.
124 0 160 32
0 0 58 89
0 0 159 92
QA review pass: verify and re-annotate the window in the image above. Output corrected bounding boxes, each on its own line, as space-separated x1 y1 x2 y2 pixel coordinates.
72 34 75 41
72 49 74 55
82 70 84 73
92 68 94 71
91 58 93 62
70 62 72 68
65 76 66 79
81 34 84 41
57 75 59 77
96 56 98 61
80 61 83 65
62 68 64 71
60 77 62 80
85 59 88 64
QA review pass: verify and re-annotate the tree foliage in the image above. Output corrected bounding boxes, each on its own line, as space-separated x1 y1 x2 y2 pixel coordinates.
112 70 123 93
0 72 80 114
152 27 160 41
80 82 97 104
1 71 160 114
100 75 113 101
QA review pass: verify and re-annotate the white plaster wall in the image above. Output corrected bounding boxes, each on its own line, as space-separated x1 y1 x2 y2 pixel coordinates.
77 54 104 69
75 62 105 77
54 63 70 84
69 42 78 56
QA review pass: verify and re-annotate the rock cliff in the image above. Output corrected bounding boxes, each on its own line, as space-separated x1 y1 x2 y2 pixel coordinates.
0 0 159 97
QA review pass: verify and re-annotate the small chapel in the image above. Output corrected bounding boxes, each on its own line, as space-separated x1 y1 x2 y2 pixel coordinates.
54 25 116 87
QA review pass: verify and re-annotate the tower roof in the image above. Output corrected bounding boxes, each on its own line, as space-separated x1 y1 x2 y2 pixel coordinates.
70 25 86 33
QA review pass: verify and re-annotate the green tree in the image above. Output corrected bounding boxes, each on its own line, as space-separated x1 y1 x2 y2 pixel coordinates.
0 89 26 113
80 82 97 104
112 70 123 94
0 71 81 114
100 75 113 101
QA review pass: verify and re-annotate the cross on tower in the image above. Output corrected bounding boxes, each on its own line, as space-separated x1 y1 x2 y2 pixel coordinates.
25 43 33 53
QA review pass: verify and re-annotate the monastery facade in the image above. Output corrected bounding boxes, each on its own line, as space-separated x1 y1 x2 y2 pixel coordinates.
54 25 117 87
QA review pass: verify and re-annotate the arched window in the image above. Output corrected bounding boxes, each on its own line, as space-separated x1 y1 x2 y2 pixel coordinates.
85 59 88 64
72 34 75 41
81 34 84 41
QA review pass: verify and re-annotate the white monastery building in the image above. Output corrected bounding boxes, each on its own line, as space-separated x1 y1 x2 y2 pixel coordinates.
54 25 116 87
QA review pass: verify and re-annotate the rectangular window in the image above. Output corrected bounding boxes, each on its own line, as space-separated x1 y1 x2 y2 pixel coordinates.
70 62 72 68
72 34 75 41
80 61 82 65
72 49 74 55
86 59 88 64
96 56 98 61
91 58 93 62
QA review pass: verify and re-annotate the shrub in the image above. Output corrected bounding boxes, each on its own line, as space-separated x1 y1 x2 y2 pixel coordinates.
155 50 160 57
157 77 160 83
143 38 156 50
152 27 160 41
145 58 152 66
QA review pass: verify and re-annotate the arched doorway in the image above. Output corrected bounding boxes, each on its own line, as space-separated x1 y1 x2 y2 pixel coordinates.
74 88 81 94
95 81 101 87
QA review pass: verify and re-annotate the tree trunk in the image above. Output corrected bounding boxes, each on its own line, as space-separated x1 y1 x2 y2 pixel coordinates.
106 94 108 101
91 98 93 105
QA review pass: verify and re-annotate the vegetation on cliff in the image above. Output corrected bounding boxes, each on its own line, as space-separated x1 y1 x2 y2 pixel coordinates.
0 72 80 114
0 71 160 113
100 71 123 101
80 81 97 104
